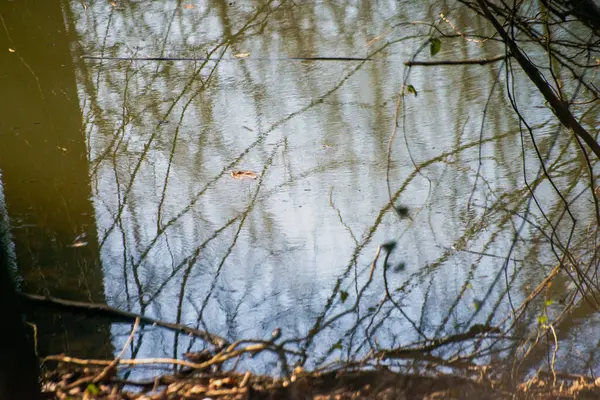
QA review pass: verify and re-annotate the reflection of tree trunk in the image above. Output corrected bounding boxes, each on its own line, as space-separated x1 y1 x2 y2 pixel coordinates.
0 1 112 359
0 179 41 399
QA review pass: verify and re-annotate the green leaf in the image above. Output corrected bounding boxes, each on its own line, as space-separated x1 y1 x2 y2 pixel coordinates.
538 315 548 324
430 38 441 56
367 307 376 312
86 383 100 396
340 291 349 303
406 84 417 96
545 300 554 307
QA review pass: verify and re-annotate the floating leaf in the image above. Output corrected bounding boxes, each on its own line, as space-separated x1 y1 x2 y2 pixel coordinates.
538 315 548 325
110 1 117 6
230 170 257 180
544 299 554 307
367 307 376 312
8 48 15 53
473 299 482 310
183 4 195 8
86 383 100 395
406 85 417 96
233 52 250 59
340 290 349 303
430 38 441 56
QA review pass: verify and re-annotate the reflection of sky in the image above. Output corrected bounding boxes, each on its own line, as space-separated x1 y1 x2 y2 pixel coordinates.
70 0 598 373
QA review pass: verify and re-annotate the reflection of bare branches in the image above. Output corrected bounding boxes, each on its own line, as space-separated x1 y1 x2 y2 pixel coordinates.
97 0 280 251
121 37 381 285
63 0 600 386
155 47 223 231
305 127 521 357
476 0 600 158
292 245 383 364
143 215 240 306
97 46 226 250
198 140 283 322
467 62 504 212
329 188 358 246
382 243 428 339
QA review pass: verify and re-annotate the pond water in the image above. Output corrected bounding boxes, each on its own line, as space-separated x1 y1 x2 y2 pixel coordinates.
1 0 599 377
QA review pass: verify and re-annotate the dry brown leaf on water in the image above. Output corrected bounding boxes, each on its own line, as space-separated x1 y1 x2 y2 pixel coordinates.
230 170 257 180
8 48 15 53
183 4 195 9
233 52 250 59
110 1 117 6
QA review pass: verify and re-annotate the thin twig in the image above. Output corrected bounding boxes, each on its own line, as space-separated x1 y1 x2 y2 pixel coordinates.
549 324 558 387
93 317 140 383
439 12 489 43
45 343 279 371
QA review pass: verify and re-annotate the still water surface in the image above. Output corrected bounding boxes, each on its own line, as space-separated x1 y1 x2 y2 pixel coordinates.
1 0 598 376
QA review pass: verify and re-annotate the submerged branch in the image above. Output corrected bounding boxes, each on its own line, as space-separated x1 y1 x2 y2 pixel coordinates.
81 55 374 62
404 54 506 66
19 293 228 348
378 324 501 359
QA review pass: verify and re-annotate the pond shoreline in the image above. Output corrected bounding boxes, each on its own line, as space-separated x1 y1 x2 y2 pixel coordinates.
41 358 600 399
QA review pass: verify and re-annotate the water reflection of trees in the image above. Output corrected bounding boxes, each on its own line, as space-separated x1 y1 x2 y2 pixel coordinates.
66 0 600 380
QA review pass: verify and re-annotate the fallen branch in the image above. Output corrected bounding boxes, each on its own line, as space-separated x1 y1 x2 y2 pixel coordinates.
93 317 140 384
378 324 501 359
81 55 373 62
19 292 228 348
44 343 270 371
404 54 506 66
